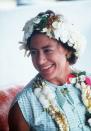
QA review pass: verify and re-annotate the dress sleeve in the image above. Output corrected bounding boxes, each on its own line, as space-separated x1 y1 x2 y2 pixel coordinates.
17 87 34 126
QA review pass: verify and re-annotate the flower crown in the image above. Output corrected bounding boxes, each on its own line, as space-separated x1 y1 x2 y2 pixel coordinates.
21 10 86 57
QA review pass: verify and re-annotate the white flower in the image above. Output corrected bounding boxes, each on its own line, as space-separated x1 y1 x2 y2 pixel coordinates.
68 41 73 47
60 33 68 43
33 16 41 24
42 86 49 95
42 86 53 95
47 93 56 105
23 20 34 44
39 94 49 109
50 99 58 108
76 83 81 89
75 52 79 57
22 16 41 44
73 43 78 49
42 27 48 33
81 82 86 88
46 30 53 38
34 83 57 109
54 29 60 40
52 21 59 29
59 23 69 43
88 118 91 126
70 77 76 84
79 75 86 81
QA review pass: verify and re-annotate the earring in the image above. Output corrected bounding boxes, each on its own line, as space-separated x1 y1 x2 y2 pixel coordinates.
66 54 71 60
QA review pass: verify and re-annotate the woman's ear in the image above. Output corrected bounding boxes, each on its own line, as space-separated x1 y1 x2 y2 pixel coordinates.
66 53 71 59
66 51 72 61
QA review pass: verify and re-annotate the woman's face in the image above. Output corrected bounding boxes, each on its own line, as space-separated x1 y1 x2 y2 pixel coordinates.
30 34 70 84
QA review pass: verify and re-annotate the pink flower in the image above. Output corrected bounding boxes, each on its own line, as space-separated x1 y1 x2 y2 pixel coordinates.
67 74 76 84
85 76 91 86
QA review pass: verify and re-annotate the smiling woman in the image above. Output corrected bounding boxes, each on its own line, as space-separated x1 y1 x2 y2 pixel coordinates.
30 33 70 85
8 10 91 131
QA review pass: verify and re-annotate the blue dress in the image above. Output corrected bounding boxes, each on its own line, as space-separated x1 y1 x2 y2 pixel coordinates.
15 75 91 131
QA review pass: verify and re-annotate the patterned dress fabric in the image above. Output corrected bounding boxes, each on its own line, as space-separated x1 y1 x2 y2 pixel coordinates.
15 76 91 131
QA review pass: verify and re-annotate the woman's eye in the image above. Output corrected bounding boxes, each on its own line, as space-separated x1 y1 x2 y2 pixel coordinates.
44 49 53 53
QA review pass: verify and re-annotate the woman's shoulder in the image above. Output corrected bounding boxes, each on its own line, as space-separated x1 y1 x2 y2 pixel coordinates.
12 74 39 105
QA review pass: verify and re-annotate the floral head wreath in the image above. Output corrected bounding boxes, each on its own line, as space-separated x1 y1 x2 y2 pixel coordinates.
20 10 86 57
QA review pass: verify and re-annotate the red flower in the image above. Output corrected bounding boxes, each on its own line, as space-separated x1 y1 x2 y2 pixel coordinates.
67 74 76 84
85 76 91 86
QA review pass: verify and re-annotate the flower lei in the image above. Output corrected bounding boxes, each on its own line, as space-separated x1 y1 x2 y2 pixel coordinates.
33 75 69 131
21 11 86 57
32 71 91 130
67 70 91 127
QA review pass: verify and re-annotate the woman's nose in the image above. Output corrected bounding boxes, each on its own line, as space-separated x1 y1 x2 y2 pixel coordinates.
37 51 47 65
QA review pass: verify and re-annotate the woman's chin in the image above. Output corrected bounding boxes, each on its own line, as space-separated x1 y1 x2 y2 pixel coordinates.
41 71 56 82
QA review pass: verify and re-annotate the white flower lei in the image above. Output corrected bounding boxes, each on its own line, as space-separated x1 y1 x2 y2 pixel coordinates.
67 70 91 127
68 71 91 113
32 71 91 130
33 75 69 131
21 12 86 57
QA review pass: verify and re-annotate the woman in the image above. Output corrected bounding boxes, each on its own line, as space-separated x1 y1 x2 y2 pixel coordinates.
8 10 91 131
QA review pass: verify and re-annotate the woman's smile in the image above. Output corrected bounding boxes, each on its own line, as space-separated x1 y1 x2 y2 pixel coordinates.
39 64 55 75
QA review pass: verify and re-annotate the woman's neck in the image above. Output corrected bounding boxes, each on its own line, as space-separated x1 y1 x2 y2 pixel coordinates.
46 67 72 86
